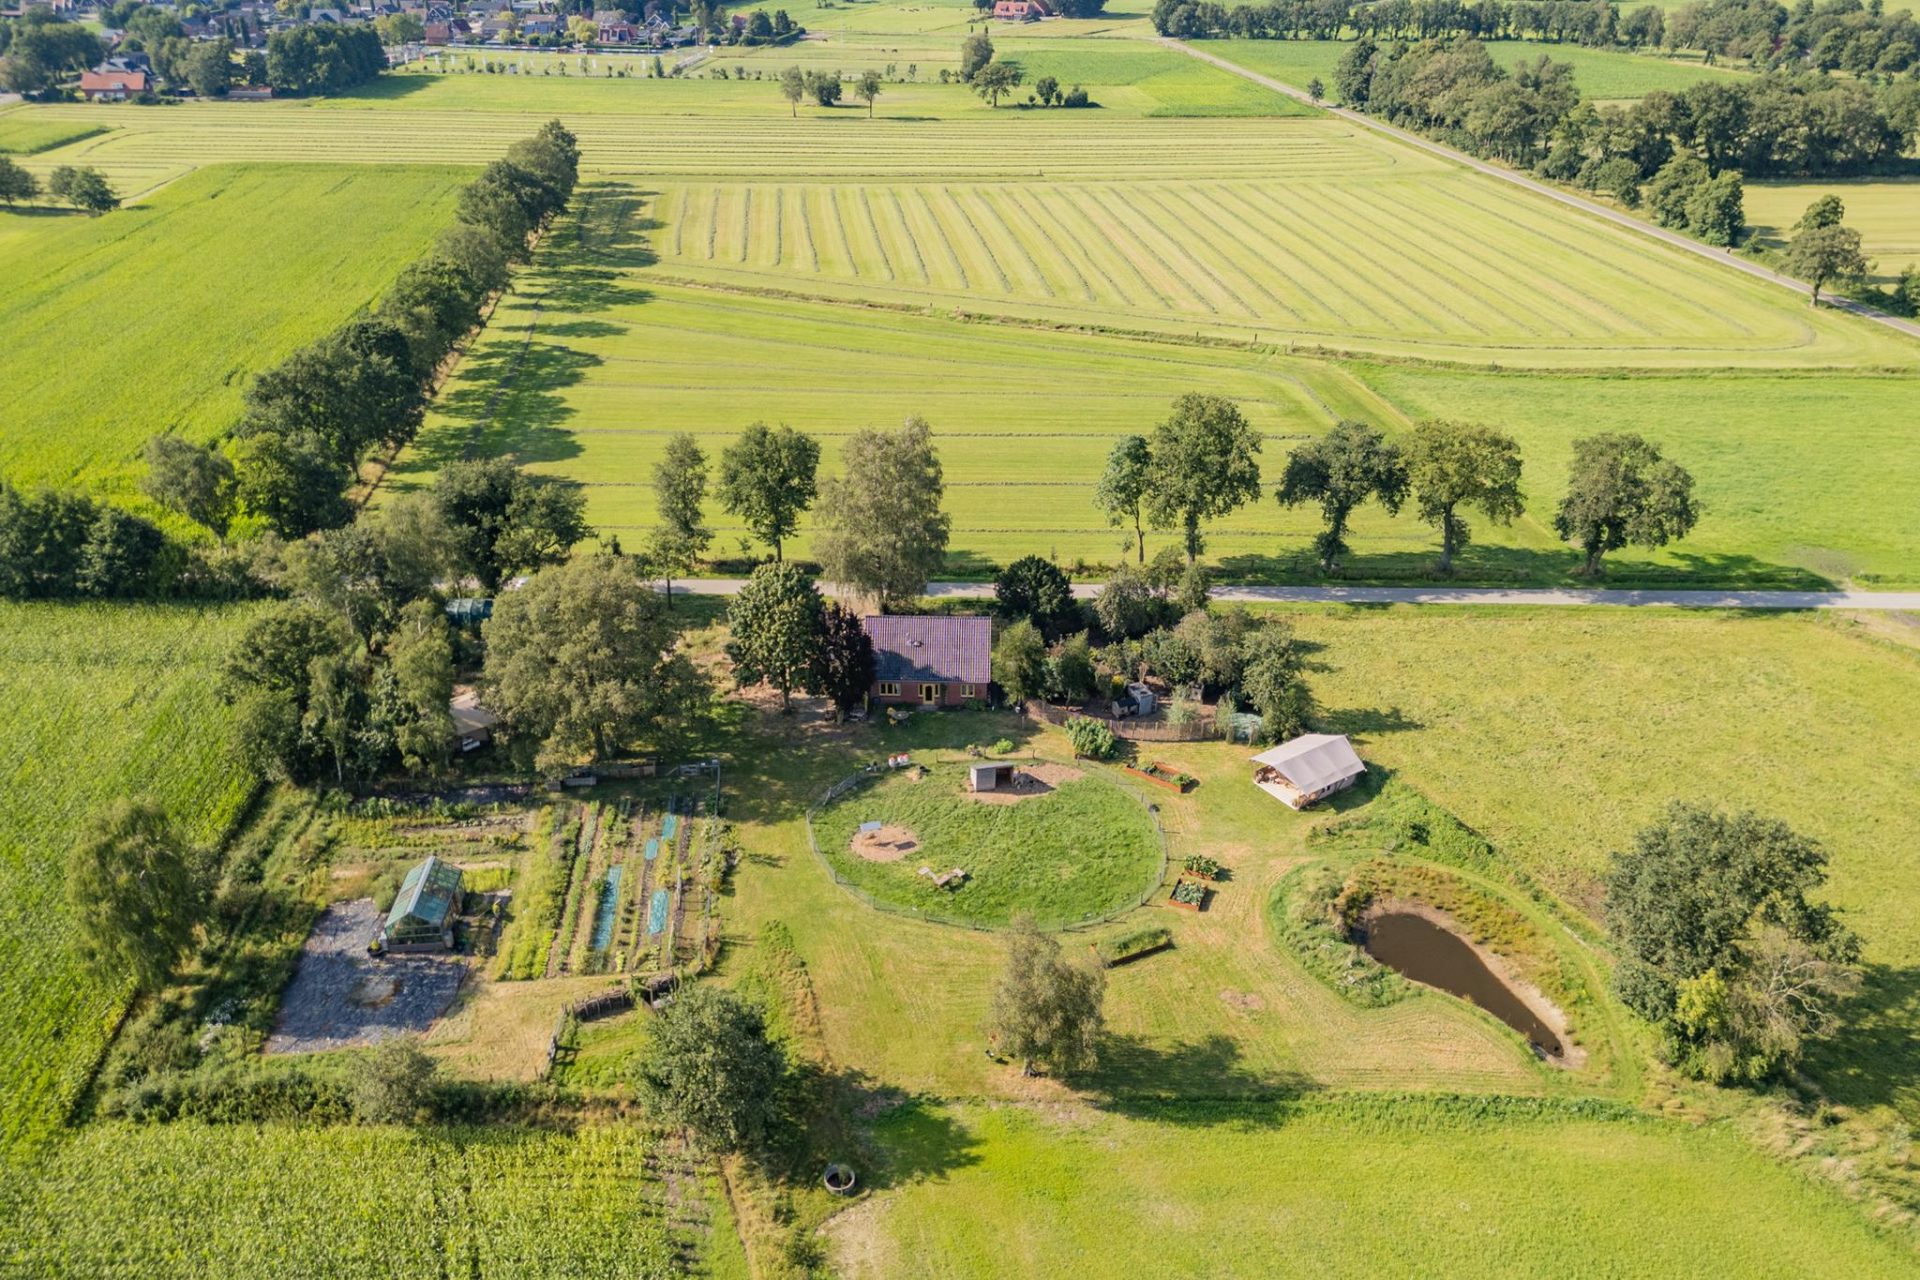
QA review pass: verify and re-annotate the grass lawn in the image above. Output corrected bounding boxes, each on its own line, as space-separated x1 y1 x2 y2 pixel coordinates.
826 1098 1920 1277
810 761 1165 927
0 163 467 495
0 603 260 1176
1210 36 1746 99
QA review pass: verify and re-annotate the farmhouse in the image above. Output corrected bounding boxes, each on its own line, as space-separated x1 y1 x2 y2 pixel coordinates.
78 67 149 100
378 855 464 952
861 614 991 708
993 0 1049 19
1250 734 1366 809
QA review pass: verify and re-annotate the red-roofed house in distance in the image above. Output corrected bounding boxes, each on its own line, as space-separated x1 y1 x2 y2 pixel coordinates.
992 0 1049 19
79 67 150 100
861 615 991 708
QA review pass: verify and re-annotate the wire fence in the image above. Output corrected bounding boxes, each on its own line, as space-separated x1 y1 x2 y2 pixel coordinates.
802 764 1172 936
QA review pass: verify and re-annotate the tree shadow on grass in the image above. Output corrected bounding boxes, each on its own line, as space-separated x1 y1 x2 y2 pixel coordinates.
1214 545 1835 592
775 1064 984 1188
1800 962 1920 1116
1318 704 1423 739
1077 1032 1320 1125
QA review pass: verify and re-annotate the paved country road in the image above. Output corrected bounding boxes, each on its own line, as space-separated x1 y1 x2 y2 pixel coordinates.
1161 38 1920 343
665 580 1920 610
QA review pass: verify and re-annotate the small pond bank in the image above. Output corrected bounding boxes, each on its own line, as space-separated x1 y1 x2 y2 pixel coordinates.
1359 904 1572 1062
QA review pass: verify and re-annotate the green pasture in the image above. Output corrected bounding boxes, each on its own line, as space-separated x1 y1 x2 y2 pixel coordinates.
809 763 1164 927
1744 178 1920 285
1278 605 1920 1120
390 210 1920 584
1211 36 1745 99
7 1121 730 1277
827 1099 1919 1277
0 603 259 1175
1353 365 1920 587
0 163 465 494
0 113 108 154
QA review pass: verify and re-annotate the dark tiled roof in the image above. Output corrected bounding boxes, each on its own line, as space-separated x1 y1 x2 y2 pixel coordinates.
861 615 991 684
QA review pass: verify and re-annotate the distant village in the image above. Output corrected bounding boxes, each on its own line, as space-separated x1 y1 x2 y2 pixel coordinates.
0 0 722 103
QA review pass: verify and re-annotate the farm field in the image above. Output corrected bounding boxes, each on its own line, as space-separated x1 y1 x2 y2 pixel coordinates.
1744 177 1920 285
6 1120 738 1277
1349 365 1920 586
0 112 107 154
0 163 467 494
1209 35 1747 99
387 234 1920 585
0 603 259 1175
827 1098 1920 1278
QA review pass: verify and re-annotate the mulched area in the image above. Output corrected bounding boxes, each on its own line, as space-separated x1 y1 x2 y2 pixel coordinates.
265 899 468 1055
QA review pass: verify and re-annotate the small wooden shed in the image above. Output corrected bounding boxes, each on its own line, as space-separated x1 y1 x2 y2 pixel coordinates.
969 762 1015 792
1250 734 1367 810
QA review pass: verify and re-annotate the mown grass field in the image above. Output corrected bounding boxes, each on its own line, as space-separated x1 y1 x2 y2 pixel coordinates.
825 1098 1920 1278
1211 35 1747 99
0 604 259 1175
1744 177 1920 285
0 163 466 493
7 1120 743 1278
387 196 1920 585
0 112 108 154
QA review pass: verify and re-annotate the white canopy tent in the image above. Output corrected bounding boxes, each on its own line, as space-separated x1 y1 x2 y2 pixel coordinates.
1250 734 1367 809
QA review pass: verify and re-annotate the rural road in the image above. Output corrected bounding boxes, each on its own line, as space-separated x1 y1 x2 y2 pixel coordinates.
666 580 1920 610
1162 38 1920 342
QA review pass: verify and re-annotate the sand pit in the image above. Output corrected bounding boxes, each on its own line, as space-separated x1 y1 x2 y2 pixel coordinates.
967 762 1086 805
851 824 919 862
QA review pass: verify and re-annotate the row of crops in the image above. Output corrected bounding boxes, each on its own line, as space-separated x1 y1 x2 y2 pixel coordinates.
0 604 262 1176
7 1121 723 1277
654 171 1803 349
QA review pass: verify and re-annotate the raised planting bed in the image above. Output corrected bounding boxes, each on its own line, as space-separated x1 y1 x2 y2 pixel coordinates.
1092 925 1174 967
1182 855 1224 881
1125 761 1197 793
1167 877 1210 912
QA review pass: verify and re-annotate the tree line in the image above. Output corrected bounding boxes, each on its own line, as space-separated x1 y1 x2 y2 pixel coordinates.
0 122 580 604
1152 0 1920 76
1335 37 1914 184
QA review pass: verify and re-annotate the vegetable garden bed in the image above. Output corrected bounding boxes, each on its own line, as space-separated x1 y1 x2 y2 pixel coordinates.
1124 761 1196 793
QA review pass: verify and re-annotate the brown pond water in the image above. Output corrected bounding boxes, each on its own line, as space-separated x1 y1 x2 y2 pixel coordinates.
1362 912 1565 1058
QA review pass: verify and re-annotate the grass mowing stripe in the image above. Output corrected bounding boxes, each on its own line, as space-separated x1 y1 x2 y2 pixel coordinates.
1001 185 1100 304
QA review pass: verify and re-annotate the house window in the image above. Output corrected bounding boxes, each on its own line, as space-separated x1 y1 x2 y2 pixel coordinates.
960 684 978 699
878 682 900 697
920 683 941 703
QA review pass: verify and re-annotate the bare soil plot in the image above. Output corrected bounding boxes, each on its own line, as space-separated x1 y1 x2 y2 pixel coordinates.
851 824 920 862
266 900 467 1054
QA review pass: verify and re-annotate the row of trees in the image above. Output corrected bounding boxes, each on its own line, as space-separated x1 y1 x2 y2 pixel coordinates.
644 417 951 611
1336 37 1914 181
196 121 580 541
1095 395 1696 578
0 161 120 214
1152 0 1920 75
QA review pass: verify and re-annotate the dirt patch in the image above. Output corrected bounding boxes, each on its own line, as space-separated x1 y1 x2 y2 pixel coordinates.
1219 990 1266 1013
265 899 467 1055
850 824 919 863
966 762 1086 805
